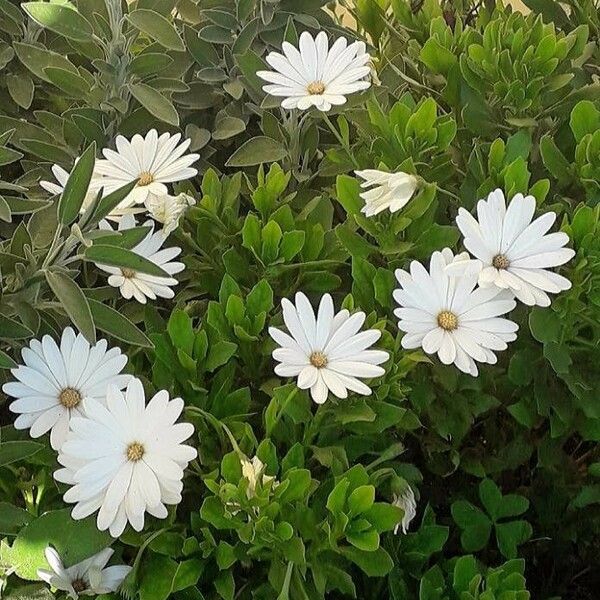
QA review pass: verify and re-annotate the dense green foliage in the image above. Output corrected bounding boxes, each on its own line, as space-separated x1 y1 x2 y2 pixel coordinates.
1 0 599 599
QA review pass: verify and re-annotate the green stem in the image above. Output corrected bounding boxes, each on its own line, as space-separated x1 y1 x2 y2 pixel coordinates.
266 387 298 437
276 562 294 600
321 112 360 170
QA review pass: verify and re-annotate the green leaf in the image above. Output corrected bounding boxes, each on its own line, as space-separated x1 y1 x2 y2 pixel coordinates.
8 509 111 580
44 67 89 97
495 520 532 559
225 137 286 167
90 180 139 224
0 503 33 536
88 299 153 348
13 42 78 83
7 73 34 109
139 553 178 600
529 308 561 343
212 116 246 140
0 314 34 339
22 2 93 42
205 341 237 372
348 485 375 516
85 244 169 277
58 141 96 225
45 271 95 343
341 546 394 577
129 83 179 126
0 441 44 467
127 9 185 51
0 349 17 369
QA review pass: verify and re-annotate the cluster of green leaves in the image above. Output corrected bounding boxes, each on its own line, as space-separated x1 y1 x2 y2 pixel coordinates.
1 1 600 600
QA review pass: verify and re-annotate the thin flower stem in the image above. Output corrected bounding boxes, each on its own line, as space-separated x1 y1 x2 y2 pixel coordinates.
266 387 298 437
321 112 360 170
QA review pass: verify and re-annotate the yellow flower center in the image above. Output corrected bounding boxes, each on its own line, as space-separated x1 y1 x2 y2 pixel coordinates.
137 171 154 186
121 268 136 279
59 387 81 409
309 351 328 368
437 310 458 331
126 442 145 462
492 254 510 270
307 81 326 95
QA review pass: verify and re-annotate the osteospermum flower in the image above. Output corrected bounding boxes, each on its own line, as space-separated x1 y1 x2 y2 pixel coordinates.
269 292 389 404
95 215 184 304
454 189 575 306
257 31 371 112
3 328 130 450
393 485 417 535
55 378 197 538
354 169 419 216
394 248 518 376
241 455 277 499
145 192 196 236
95 129 199 205
37 546 131 599
40 164 107 213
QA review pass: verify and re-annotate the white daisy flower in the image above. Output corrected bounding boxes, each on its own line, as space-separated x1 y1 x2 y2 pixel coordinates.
354 169 419 216
145 191 196 236
454 189 575 307
256 31 371 112
394 248 518 376
269 292 389 404
95 214 184 304
37 546 131 599
54 378 197 538
40 164 105 212
95 129 199 206
3 328 131 451
393 485 417 535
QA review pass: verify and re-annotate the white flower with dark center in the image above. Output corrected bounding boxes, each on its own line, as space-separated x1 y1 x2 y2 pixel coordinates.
95 129 199 206
145 192 196 236
269 292 389 404
354 169 419 216
454 189 575 307
256 31 371 112
54 378 197 538
37 546 131 599
3 328 130 450
393 485 417 535
241 455 277 499
394 248 518 376
95 214 184 304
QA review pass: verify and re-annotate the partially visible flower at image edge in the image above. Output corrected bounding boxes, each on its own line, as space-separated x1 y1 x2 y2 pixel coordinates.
453 188 575 307
355 169 419 216
257 31 371 112
37 546 131 599
269 292 389 404
55 378 197 538
94 214 184 304
3 327 131 450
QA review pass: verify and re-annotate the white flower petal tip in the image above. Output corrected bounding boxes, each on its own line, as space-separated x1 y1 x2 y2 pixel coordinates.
37 546 131 598
455 188 576 307
394 248 518 377
145 192 196 237
354 170 419 216
55 378 197 538
95 129 199 206
2 328 131 451
393 485 417 535
269 292 389 404
94 215 184 304
257 31 372 112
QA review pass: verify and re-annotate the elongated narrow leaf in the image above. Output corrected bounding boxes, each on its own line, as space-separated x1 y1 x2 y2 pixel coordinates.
85 244 168 277
92 226 152 249
0 441 44 467
22 2 93 42
128 83 179 126
88 299 153 348
0 349 17 369
126 9 185 51
225 136 286 167
45 271 96 343
58 141 96 225
89 180 138 225
0 314 33 339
